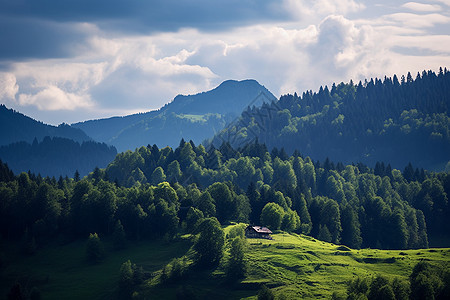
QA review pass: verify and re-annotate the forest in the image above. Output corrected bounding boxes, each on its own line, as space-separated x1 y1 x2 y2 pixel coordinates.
0 136 117 177
211 68 450 171
1 139 448 252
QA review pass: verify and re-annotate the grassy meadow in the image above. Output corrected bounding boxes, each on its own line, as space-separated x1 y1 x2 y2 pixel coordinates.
1 225 449 299
0 237 191 299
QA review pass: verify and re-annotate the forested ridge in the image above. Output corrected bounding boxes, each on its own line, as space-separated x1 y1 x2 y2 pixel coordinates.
0 136 117 177
211 68 450 171
1 139 448 253
0 104 91 146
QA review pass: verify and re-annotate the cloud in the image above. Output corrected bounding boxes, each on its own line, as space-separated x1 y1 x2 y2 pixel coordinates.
283 0 365 21
432 0 450 6
18 86 93 111
0 0 290 33
402 2 442 12
13 60 109 92
305 15 379 82
0 72 19 100
0 17 93 60
384 13 450 28
390 35 450 54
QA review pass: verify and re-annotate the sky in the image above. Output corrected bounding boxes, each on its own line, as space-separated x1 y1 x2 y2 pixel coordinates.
0 0 449 125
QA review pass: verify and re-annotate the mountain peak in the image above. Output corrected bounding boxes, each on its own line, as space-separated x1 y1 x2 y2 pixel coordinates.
218 79 259 87
72 79 277 151
167 79 276 115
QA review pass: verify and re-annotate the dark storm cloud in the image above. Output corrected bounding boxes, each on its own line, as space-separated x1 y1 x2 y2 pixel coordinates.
0 0 289 59
0 17 89 60
1 0 287 28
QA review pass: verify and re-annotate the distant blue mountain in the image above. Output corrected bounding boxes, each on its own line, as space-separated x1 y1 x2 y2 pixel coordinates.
0 104 117 177
72 79 276 152
0 104 91 146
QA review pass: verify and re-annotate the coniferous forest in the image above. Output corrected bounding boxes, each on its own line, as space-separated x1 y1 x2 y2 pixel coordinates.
212 68 450 171
0 137 117 177
3 139 443 251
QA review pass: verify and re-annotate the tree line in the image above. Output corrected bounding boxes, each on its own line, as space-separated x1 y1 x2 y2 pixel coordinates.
0 136 117 178
1 138 448 250
210 68 450 171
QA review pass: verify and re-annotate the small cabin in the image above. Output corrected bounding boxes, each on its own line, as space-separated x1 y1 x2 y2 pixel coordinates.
245 225 273 240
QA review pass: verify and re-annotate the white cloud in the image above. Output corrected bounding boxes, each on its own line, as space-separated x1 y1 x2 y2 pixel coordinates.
304 15 380 84
389 35 450 53
137 49 216 78
431 0 450 6
0 73 19 100
18 86 93 111
384 13 450 28
283 0 365 20
13 61 109 92
402 2 442 12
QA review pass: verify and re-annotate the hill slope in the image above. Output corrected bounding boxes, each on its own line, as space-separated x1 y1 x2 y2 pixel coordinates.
210 69 450 171
72 80 276 152
0 104 91 146
0 136 117 177
142 228 450 299
2 229 448 299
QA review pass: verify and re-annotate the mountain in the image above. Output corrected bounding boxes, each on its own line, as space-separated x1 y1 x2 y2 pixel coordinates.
0 104 117 177
0 136 117 178
72 79 276 152
211 69 450 171
0 104 91 146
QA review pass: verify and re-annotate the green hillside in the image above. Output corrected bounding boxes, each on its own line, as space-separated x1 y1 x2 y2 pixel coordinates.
140 225 450 299
2 226 449 299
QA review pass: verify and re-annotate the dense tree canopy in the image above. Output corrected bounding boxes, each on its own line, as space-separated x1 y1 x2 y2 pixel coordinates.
0 135 449 250
211 68 450 171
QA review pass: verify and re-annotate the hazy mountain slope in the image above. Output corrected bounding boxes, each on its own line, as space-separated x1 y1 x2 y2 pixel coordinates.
72 79 276 152
0 104 91 146
0 136 117 177
68 111 159 145
211 69 450 171
160 79 275 115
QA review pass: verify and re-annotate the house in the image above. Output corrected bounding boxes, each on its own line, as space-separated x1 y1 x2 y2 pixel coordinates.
245 225 273 240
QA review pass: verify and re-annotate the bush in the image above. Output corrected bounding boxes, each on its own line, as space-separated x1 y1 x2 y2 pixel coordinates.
257 285 274 300
160 258 188 283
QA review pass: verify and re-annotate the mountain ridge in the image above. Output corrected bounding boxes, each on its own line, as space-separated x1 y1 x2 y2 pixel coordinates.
72 79 276 152
0 104 91 146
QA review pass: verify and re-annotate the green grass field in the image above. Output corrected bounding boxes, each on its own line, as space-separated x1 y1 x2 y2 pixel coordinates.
1 227 449 299
242 232 450 299
0 237 191 299
175 113 222 123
